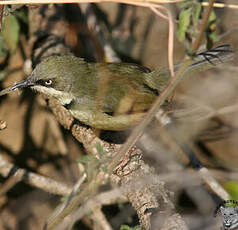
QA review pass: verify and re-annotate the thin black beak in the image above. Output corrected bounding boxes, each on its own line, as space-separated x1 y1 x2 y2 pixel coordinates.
0 79 34 97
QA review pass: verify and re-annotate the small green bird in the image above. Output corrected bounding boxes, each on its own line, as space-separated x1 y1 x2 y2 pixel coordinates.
0 45 233 130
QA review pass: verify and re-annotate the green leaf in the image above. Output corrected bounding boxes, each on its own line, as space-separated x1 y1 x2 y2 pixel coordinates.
208 10 216 22
223 181 238 200
76 155 93 163
15 8 28 24
2 14 20 53
0 70 9 81
95 142 106 155
87 210 93 216
177 8 192 42
209 31 220 43
61 196 68 202
193 3 202 21
120 225 131 230
120 225 141 230
0 35 7 57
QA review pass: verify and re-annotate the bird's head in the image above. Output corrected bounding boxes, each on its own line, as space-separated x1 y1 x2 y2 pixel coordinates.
0 56 79 105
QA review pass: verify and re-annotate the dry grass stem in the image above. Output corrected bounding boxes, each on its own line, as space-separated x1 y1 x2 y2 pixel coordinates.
0 0 184 5
150 5 175 77
45 173 87 227
202 2 238 10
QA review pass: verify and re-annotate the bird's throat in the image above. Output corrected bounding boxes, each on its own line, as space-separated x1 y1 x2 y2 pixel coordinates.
32 85 74 105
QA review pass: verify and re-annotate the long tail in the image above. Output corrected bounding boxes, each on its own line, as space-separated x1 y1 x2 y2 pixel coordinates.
146 44 234 92
179 44 234 73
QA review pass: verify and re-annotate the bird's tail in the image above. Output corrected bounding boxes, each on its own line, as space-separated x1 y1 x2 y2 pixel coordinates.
146 44 234 92
178 44 234 73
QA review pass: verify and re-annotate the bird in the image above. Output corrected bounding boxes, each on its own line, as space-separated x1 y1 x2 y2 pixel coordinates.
0 45 234 130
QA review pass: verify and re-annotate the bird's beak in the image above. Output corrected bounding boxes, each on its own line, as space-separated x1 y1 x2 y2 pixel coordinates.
0 79 34 97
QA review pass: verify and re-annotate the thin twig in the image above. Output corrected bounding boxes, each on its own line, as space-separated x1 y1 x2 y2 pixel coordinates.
45 173 87 228
92 208 114 230
0 0 184 5
0 154 72 196
150 5 175 77
55 188 126 230
202 2 238 10
0 5 3 29
192 0 215 52
0 170 23 196
199 167 229 200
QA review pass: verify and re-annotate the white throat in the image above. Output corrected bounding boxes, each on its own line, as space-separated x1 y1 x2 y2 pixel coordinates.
32 85 74 105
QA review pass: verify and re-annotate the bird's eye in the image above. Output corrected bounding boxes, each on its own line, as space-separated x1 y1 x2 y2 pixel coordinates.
45 79 53 86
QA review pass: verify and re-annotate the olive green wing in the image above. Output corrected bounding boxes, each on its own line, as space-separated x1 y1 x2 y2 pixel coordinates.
93 62 158 113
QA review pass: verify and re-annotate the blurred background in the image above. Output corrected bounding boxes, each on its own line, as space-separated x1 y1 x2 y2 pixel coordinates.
0 1 237 229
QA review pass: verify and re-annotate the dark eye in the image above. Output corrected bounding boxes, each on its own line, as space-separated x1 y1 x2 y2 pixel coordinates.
45 79 53 86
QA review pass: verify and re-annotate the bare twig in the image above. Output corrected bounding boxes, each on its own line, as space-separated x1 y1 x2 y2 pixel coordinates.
0 0 184 5
92 207 114 230
55 188 126 230
0 170 23 196
45 173 87 228
0 154 72 196
202 2 238 10
150 5 175 77
0 5 3 29
199 167 229 200
192 0 215 52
